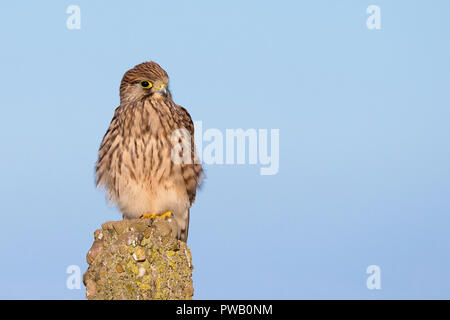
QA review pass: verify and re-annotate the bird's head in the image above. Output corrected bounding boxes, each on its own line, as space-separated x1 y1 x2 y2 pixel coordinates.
119 61 171 103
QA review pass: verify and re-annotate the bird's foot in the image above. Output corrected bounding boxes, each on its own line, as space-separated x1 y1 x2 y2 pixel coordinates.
140 211 172 220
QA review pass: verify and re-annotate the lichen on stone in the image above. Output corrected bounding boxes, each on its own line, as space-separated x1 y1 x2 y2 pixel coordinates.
83 218 194 300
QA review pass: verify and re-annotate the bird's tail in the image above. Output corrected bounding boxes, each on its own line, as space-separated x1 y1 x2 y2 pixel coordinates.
178 209 190 242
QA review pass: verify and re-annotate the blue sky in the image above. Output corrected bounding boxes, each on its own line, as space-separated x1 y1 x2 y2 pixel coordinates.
0 1 449 299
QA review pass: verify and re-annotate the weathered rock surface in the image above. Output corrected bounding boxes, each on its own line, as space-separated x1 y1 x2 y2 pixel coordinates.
83 218 193 300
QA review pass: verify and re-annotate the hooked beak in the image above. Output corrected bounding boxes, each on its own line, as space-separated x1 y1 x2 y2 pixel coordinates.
156 83 168 95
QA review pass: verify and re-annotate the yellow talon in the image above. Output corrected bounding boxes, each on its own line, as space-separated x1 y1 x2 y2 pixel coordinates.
140 213 157 219
140 211 172 219
160 211 172 218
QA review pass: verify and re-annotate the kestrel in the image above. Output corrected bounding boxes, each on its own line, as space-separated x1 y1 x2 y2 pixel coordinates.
95 62 203 242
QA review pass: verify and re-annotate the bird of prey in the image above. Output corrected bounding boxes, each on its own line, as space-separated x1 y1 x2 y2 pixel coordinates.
95 61 203 242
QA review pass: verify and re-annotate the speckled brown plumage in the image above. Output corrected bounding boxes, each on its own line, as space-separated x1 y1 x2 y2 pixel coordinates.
95 61 203 242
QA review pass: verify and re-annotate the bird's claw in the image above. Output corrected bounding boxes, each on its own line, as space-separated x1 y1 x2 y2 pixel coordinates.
140 211 172 219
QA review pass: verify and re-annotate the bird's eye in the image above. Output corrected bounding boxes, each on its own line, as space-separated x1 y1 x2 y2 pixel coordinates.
140 81 152 88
